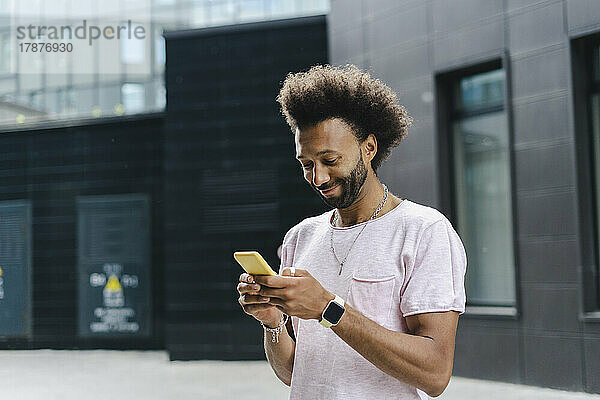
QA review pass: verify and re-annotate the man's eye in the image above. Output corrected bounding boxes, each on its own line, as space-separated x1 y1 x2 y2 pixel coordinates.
300 159 336 169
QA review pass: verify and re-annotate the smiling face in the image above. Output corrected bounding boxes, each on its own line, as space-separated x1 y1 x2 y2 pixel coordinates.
295 118 371 209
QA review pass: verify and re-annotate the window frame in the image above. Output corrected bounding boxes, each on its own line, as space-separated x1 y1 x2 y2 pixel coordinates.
435 54 520 320
571 32 600 320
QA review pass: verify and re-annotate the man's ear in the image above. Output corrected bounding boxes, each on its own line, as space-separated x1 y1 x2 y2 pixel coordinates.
363 134 377 163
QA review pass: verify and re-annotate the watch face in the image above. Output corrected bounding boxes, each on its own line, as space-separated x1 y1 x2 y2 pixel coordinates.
323 301 345 324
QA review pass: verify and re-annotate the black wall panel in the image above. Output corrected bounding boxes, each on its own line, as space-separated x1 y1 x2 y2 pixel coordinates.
0 114 165 349
77 194 152 338
164 15 328 360
0 200 32 337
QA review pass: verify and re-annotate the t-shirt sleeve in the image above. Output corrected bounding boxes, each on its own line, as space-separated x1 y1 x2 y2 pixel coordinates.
400 219 467 317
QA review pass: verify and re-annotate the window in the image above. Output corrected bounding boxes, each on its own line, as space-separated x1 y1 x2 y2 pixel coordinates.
0 0 12 14
154 26 166 67
269 0 297 17
153 81 166 109
208 0 237 26
0 30 12 74
120 23 146 65
239 0 265 22
438 62 516 311
0 0 329 126
121 83 145 114
590 43 600 308
99 84 121 116
29 89 45 110
572 34 600 314
296 0 329 15
191 2 208 27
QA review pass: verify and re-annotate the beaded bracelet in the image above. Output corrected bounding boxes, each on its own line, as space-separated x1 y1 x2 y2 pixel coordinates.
261 313 289 343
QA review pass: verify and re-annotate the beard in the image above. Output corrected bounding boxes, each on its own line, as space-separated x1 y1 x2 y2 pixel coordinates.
311 151 368 209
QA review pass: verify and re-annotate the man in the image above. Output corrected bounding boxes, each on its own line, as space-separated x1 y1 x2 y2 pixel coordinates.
236 64 467 399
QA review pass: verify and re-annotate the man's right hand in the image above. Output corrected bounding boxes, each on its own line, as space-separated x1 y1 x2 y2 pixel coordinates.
237 272 282 328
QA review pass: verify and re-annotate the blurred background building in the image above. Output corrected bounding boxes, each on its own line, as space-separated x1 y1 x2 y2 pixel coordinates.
0 0 600 397
0 0 329 357
0 0 328 125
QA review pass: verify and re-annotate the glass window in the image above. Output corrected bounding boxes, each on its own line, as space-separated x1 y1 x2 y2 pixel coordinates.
592 93 600 286
120 23 146 64
121 83 145 114
99 84 121 116
451 67 516 308
153 81 166 109
154 27 165 67
455 69 504 113
0 0 12 14
0 0 330 126
29 90 44 110
191 3 208 27
239 0 265 22
208 0 237 26
269 0 296 17
0 30 11 74
63 87 76 116
73 85 96 116
591 43 600 303
296 0 329 15
0 76 16 94
51 89 65 116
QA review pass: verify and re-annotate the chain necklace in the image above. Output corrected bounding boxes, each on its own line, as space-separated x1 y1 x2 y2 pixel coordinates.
330 183 388 275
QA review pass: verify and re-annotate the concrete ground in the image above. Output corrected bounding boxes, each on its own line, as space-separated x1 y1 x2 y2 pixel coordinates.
0 350 598 400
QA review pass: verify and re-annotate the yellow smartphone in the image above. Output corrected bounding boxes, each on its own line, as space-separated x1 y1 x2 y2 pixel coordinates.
233 251 278 276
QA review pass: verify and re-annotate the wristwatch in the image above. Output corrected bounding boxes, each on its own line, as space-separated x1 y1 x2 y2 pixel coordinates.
319 294 345 328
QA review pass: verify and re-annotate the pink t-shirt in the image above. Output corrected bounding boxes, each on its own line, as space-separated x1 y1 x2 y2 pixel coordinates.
278 198 467 400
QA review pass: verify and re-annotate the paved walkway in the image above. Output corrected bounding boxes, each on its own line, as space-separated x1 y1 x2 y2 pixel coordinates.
0 350 598 399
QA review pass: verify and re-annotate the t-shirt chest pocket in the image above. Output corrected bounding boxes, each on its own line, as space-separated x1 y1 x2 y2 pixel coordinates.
346 274 397 327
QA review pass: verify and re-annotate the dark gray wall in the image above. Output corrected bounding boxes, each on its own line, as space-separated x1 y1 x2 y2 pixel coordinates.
329 0 600 395
163 15 328 360
0 114 165 349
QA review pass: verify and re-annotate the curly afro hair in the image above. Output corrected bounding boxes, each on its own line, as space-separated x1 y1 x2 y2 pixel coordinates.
276 64 412 173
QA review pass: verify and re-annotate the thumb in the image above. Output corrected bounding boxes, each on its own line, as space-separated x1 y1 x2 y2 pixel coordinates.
281 267 295 276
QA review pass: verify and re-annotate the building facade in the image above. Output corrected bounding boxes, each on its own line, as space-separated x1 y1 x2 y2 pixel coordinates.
328 0 600 394
0 14 328 362
0 0 328 126
1 0 599 395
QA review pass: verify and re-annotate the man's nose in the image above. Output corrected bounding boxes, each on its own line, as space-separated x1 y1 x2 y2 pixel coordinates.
312 164 330 187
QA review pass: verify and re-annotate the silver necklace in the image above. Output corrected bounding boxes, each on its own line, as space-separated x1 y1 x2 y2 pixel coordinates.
330 183 388 275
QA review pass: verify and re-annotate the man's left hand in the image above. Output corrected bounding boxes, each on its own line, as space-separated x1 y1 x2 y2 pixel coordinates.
253 268 334 320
